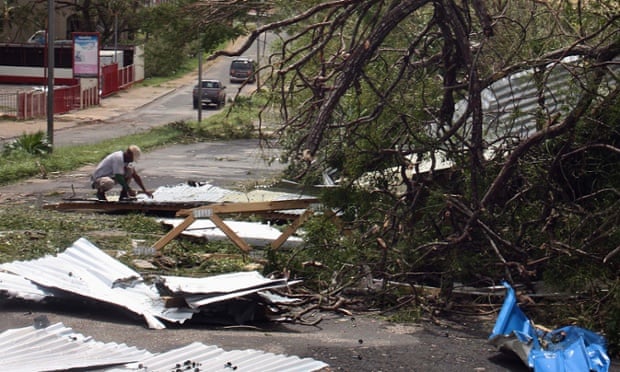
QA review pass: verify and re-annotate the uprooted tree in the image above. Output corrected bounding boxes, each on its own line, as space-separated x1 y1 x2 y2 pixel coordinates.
201 0 620 352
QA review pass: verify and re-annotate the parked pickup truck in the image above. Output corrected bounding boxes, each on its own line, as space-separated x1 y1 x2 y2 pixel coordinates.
192 79 226 109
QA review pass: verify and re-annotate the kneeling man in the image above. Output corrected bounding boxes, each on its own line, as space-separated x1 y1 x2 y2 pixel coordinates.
91 145 153 201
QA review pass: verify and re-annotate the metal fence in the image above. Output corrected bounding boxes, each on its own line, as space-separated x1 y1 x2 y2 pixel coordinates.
0 91 18 117
0 67 136 120
0 84 100 120
102 64 135 97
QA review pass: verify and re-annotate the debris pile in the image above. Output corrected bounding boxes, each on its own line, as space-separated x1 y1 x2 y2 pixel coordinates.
0 238 302 329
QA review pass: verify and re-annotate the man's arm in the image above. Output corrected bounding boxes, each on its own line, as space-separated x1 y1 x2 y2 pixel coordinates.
131 172 153 198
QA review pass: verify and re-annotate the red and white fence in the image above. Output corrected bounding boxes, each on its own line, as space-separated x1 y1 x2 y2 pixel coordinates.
0 64 134 120
18 84 100 120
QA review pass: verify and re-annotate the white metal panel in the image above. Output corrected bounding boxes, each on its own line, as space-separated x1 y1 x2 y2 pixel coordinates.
0 323 153 372
0 237 195 329
160 271 287 294
0 271 52 301
123 341 329 372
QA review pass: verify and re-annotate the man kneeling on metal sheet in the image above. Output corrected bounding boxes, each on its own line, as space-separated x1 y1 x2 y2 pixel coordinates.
91 145 153 201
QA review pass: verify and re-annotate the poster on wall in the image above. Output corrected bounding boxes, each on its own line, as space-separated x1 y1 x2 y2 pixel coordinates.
73 33 100 78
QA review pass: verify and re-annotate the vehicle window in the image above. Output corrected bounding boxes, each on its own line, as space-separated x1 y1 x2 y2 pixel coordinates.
232 61 253 70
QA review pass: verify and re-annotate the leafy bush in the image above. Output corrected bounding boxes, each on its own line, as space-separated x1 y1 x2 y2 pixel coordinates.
3 131 51 156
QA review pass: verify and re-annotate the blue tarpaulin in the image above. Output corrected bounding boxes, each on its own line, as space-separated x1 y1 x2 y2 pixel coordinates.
488 281 611 371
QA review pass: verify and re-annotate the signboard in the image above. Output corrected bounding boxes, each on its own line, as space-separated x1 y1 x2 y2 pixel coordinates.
72 33 100 78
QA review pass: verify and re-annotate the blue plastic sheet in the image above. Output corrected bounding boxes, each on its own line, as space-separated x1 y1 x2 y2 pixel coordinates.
488 281 611 372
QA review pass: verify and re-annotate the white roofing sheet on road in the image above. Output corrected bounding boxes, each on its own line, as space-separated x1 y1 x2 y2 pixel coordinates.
159 271 301 309
0 238 302 329
0 323 329 372
144 182 240 203
0 238 196 329
121 341 329 372
0 322 153 372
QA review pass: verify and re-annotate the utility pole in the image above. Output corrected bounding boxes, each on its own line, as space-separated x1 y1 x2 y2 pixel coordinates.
255 9 260 90
197 51 202 122
114 12 118 63
47 0 54 148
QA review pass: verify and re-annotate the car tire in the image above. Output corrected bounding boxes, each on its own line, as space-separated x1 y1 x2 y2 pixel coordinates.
192 100 198 109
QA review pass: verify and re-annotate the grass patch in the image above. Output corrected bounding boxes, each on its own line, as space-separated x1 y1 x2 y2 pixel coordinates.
0 204 251 275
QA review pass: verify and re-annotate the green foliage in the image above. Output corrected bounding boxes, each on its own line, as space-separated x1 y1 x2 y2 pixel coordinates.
137 1 239 78
3 131 52 156
169 95 266 140
0 205 138 262
0 204 251 276
263 0 620 355
282 214 379 293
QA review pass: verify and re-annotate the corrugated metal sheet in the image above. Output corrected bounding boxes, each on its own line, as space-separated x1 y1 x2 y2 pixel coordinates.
158 272 301 309
489 282 611 372
0 271 52 301
350 56 619 187
0 323 329 372
0 238 302 329
458 56 580 144
0 238 197 329
0 322 153 372
158 218 304 248
139 182 315 206
160 271 287 294
119 341 329 372
455 56 619 149
143 182 239 203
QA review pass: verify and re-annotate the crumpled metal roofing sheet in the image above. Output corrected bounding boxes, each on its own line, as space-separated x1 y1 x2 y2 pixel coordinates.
355 56 619 184
159 272 302 309
0 322 153 372
453 56 619 145
0 237 195 329
158 218 304 248
138 181 316 208
161 271 287 294
0 238 303 329
1 323 329 372
489 281 611 372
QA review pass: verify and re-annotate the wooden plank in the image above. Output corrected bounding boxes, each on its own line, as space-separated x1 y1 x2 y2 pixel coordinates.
176 198 320 217
271 209 314 250
152 214 196 251
43 201 207 213
209 213 252 253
